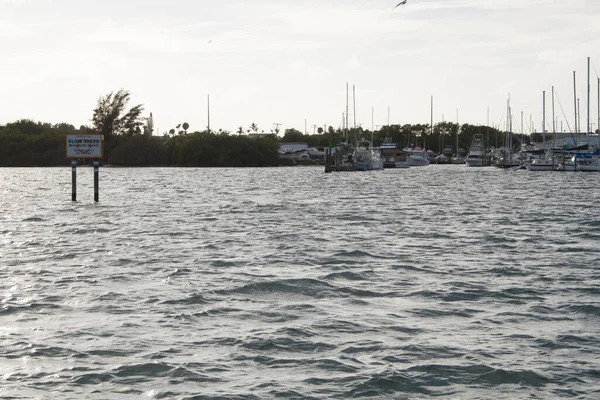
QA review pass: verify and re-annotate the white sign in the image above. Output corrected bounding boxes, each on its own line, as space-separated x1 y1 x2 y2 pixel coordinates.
66 135 103 158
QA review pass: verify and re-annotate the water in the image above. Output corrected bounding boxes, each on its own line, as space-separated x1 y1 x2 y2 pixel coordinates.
1 165 599 399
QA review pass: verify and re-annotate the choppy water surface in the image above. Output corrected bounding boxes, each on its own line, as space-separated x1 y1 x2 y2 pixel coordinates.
1 166 599 399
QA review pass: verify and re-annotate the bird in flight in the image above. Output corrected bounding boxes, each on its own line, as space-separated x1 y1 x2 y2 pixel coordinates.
393 0 408 10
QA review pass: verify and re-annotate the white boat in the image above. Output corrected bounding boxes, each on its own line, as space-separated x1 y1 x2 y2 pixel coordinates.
557 150 600 171
436 154 449 164
526 155 556 171
403 146 429 166
451 155 465 164
353 140 384 171
465 134 488 167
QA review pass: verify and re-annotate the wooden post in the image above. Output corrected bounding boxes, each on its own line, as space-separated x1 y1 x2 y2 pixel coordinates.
71 160 77 202
325 148 332 173
93 161 99 202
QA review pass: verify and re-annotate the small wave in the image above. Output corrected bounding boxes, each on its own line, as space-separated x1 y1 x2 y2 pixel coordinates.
348 369 432 397
21 217 45 222
312 319 377 335
220 279 336 299
193 307 242 318
476 367 550 387
0 302 62 316
391 264 442 274
322 271 373 281
488 266 531 276
240 336 336 353
341 340 386 355
161 293 211 305
560 303 600 317
409 308 475 318
332 249 391 259
110 363 221 384
72 373 114 384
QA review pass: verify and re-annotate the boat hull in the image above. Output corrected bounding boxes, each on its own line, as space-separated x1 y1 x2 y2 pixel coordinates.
465 157 488 167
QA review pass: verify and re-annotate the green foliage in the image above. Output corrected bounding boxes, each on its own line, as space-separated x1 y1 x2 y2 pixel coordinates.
92 89 144 138
107 135 170 166
282 128 304 143
171 131 280 167
0 122 68 166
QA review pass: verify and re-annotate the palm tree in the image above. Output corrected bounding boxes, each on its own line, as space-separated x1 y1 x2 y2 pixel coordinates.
250 123 259 133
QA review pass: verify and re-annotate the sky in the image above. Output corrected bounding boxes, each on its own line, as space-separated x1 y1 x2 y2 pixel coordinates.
1 0 599 136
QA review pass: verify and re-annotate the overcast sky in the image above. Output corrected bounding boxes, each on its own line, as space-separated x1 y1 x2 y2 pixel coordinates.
1 0 599 135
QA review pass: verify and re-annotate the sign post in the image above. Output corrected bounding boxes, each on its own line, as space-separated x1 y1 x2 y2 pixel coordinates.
66 135 103 202
71 160 77 201
93 161 100 202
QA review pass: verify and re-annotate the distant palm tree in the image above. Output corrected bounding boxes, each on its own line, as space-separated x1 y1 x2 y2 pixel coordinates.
250 123 259 133
237 126 244 135
182 122 189 134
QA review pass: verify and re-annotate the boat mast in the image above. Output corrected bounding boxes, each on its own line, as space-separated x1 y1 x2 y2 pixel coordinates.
578 98 581 135
346 83 349 142
456 108 459 160
521 110 524 148
353 85 357 144
552 86 556 148
573 71 578 137
371 106 374 131
430 95 433 150
587 57 591 135
542 91 546 148
371 106 374 146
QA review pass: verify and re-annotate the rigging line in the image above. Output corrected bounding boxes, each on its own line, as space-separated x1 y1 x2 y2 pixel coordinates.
553 89 577 145
591 58 600 79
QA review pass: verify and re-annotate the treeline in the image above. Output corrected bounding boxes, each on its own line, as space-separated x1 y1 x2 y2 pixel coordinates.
281 123 532 153
0 119 539 167
0 120 282 167
0 88 541 167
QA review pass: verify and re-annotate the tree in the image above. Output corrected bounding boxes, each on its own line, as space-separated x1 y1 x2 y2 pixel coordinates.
92 89 144 137
182 122 189 134
250 123 259 133
282 128 304 143
237 126 244 135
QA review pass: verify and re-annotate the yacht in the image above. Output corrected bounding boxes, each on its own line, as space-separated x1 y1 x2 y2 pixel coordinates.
465 134 488 167
353 140 384 171
403 146 429 166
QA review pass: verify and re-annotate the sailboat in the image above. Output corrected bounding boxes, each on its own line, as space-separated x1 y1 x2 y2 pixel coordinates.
451 110 464 164
526 90 555 171
494 96 521 168
332 84 383 171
